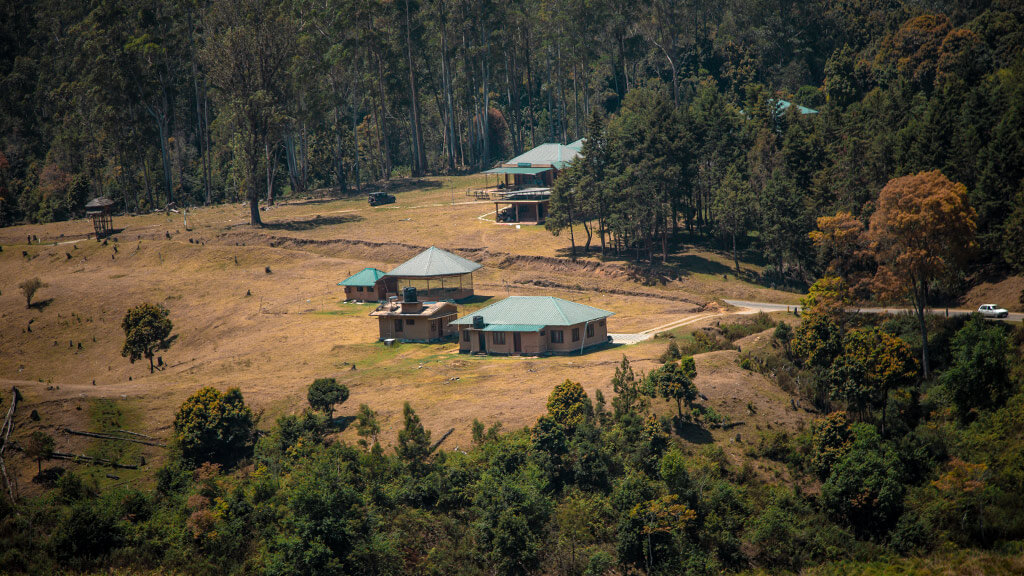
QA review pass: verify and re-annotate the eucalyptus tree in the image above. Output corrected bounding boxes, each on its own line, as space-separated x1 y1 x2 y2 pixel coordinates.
202 0 296 225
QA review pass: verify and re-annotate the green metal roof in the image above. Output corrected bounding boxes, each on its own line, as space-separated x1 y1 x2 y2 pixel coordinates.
776 100 818 115
339 267 386 287
451 296 613 329
502 143 581 168
387 246 482 277
567 138 586 150
481 166 553 175
480 323 544 332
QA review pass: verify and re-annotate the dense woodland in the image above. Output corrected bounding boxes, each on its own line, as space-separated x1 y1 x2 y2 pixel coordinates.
2 0 1024 275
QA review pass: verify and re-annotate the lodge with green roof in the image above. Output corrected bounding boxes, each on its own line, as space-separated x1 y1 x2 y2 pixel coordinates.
451 296 612 355
472 141 585 224
338 267 387 301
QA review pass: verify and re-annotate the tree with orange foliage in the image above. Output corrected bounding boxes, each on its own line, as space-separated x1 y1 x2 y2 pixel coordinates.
877 13 952 89
809 211 873 293
867 170 976 377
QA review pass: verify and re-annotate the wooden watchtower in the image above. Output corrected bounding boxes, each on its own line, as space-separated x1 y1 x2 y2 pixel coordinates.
84 197 115 239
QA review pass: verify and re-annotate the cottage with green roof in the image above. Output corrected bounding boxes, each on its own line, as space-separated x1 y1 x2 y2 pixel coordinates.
338 267 387 301
451 296 612 355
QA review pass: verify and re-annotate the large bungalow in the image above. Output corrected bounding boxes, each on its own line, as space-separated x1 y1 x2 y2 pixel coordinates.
377 246 482 301
370 287 458 342
338 267 386 301
478 141 584 225
451 296 612 356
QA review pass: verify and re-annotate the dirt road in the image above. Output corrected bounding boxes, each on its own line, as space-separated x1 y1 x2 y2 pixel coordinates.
723 299 1023 323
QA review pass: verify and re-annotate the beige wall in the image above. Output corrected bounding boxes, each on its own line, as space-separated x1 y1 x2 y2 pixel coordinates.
379 313 456 342
345 285 378 301
543 319 608 354
457 319 608 355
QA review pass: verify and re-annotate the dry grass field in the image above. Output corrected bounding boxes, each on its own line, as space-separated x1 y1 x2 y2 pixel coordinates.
0 174 809 492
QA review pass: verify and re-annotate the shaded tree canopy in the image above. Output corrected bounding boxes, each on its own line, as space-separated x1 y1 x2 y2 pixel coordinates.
121 302 173 373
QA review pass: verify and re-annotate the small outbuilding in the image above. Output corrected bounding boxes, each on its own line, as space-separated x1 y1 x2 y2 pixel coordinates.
451 296 612 356
378 246 482 301
339 267 386 301
85 197 115 239
370 287 458 342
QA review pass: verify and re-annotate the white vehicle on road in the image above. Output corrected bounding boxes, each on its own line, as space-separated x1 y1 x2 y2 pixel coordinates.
978 304 1009 318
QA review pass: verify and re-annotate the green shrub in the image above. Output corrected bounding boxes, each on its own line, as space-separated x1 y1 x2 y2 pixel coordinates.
307 377 349 418
173 387 255 468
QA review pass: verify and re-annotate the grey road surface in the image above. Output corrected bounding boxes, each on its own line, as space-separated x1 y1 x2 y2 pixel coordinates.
723 300 1024 323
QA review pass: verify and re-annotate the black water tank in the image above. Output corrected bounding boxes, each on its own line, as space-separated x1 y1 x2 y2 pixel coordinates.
403 286 418 302
472 315 484 329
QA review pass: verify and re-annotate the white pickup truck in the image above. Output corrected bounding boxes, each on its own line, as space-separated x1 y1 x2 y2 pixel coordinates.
978 304 1009 318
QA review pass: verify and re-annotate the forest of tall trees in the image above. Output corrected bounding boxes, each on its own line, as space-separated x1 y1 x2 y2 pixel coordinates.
1 0 1023 271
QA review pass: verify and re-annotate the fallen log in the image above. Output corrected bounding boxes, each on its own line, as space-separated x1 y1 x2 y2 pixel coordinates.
114 429 160 441
48 451 139 469
429 428 455 454
63 428 166 447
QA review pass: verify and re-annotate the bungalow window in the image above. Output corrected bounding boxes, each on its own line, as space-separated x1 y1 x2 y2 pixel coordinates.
407 319 415 325
356 286 364 292
572 328 580 342
551 330 564 344
462 330 470 342
394 319 404 332
492 332 506 345
586 323 595 338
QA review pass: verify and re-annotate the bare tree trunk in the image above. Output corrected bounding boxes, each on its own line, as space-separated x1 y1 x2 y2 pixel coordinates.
572 56 581 140
404 0 426 176
480 15 490 169
439 5 457 171
524 25 536 149
186 7 211 206
914 280 931 378
546 50 556 142
732 231 739 273
333 106 347 194
568 204 577 261
150 105 174 206
375 52 391 180
143 157 154 209
504 47 520 155
352 100 362 192
557 44 567 143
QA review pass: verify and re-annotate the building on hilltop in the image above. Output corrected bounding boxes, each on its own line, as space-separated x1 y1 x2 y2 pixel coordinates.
482 142 583 189
370 287 458 342
377 246 482 301
473 141 585 224
450 296 612 356
338 267 386 301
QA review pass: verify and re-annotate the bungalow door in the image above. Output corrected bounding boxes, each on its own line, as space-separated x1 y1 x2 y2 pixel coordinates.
513 332 522 354
478 332 486 353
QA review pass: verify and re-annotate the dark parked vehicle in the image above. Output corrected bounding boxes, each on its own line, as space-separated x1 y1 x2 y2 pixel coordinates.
368 191 396 206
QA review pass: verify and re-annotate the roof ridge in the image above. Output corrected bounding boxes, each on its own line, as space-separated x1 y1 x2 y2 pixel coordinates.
544 296 569 325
